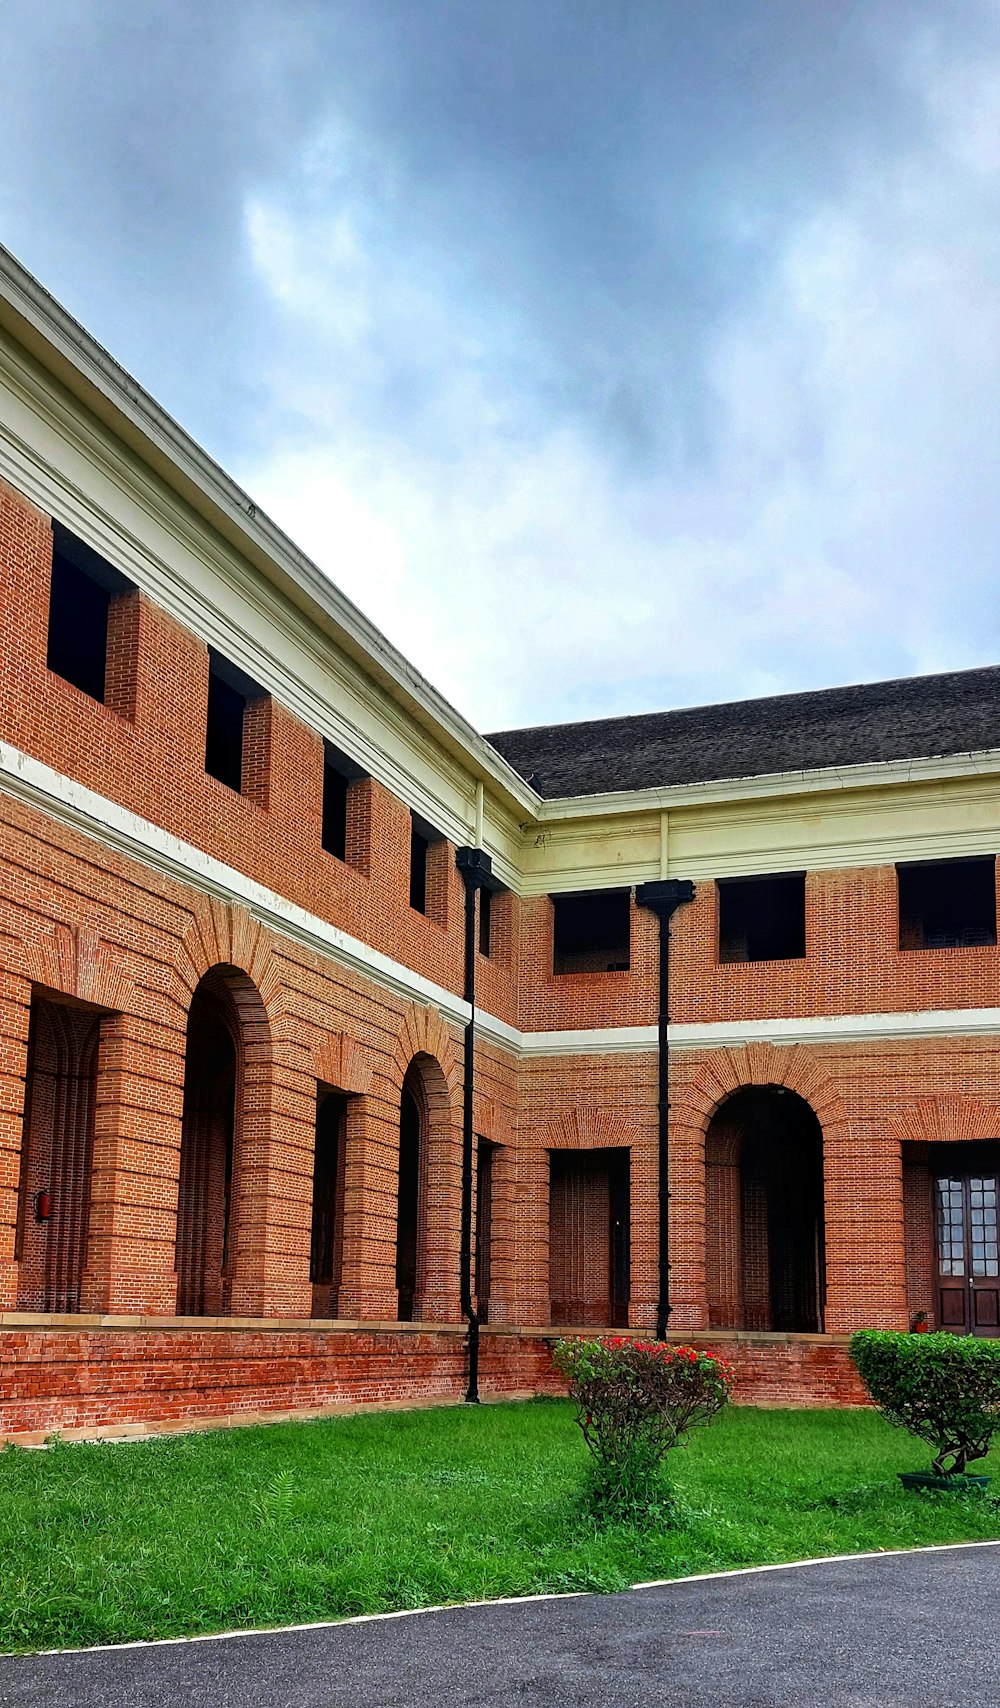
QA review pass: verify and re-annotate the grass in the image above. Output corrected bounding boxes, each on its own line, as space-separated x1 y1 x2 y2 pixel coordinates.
1 1401 998 1653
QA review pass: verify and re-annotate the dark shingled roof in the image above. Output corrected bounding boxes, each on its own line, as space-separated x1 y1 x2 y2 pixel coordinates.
486 665 1000 799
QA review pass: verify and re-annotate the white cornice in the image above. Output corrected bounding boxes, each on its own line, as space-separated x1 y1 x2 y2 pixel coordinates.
534 747 1000 822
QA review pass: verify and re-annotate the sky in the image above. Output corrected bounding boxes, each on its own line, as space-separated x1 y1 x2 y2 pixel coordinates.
2 1 1000 732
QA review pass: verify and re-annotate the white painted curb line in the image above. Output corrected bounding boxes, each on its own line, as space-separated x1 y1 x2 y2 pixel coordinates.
27 1538 1000 1659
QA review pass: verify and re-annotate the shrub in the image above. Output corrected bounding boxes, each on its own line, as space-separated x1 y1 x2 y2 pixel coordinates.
553 1337 733 1517
850 1329 1000 1476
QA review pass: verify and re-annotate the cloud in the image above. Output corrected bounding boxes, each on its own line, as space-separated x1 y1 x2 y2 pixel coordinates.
4 1 999 728
236 15 1000 729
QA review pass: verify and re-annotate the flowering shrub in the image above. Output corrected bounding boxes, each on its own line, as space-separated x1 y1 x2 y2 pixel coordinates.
851 1329 1000 1477
553 1337 733 1516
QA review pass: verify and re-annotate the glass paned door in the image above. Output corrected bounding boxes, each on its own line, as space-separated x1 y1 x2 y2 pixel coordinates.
936 1173 1000 1335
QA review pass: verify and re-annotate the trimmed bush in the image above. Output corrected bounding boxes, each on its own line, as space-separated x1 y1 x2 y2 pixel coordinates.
553 1337 733 1516
851 1329 1000 1476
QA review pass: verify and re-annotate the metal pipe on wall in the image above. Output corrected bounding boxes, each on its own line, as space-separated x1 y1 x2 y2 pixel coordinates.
635 878 695 1338
456 843 493 1402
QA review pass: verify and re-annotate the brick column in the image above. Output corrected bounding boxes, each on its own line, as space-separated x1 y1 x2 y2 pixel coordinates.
229 1042 315 1319
80 1011 185 1314
416 1076 462 1323
823 1114 908 1333
628 1133 660 1332
337 1084 401 1320
0 970 32 1310
497 1144 549 1326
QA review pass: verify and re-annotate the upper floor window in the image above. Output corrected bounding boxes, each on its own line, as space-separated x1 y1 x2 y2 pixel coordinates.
718 872 806 964
322 742 368 864
479 884 492 957
46 523 135 704
897 856 997 950
205 649 268 797
409 811 447 917
552 889 630 975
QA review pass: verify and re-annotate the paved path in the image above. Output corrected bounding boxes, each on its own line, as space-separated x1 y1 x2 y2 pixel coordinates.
2 1544 998 1707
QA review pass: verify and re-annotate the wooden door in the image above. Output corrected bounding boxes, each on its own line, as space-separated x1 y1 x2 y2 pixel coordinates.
936 1172 1000 1336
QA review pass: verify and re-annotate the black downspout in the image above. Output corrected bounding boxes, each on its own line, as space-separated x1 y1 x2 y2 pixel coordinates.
456 844 493 1402
635 879 695 1340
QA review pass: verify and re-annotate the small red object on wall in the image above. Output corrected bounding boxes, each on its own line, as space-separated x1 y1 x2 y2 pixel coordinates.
34 1190 51 1223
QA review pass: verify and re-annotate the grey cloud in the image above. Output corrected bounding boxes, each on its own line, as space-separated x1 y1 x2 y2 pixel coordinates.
2 0 1000 726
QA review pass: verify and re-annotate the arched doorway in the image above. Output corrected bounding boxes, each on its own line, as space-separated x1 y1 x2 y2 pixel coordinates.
395 1066 426 1321
706 1087 825 1332
15 994 103 1312
175 970 251 1317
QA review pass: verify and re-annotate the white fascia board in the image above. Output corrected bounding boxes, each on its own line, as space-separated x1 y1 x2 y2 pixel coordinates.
534 748 1000 822
0 244 539 824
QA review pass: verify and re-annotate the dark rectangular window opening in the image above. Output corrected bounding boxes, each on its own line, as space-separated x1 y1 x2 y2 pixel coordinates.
322 742 367 862
898 856 997 951
46 523 134 703
205 649 263 793
409 812 442 914
718 872 806 964
479 885 492 957
552 889 631 975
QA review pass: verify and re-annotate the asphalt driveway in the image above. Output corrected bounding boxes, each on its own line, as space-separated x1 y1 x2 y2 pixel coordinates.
2 1542 998 1707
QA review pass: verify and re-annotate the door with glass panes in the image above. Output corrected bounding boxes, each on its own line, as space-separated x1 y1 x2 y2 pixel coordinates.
936 1171 1000 1336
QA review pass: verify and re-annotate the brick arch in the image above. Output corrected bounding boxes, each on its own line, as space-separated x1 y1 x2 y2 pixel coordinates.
673 1042 849 1146
175 962 274 1317
170 898 284 1020
526 1108 642 1151
313 1031 373 1097
18 922 137 1014
888 1095 1000 1146
389 1007 463 1323
389 1003 462 1103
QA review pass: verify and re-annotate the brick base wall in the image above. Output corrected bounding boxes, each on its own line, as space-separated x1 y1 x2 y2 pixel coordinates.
0 1321 866 1442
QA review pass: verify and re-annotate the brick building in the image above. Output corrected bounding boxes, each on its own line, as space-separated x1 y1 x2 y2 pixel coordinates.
1 244 998 1439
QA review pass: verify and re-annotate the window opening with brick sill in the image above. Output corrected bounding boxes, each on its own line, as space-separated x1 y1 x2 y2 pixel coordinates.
718 872 805 964
408 811 446 921
321 742 368 866
897 856 997 951
46 521 136 707
205 648 269 798
551 889 631 975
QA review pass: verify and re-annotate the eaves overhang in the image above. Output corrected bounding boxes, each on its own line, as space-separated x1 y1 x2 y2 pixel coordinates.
531 747 1000 822
0 243 540 823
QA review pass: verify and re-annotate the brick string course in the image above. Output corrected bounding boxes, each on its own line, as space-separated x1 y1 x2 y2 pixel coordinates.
0 473 993 1436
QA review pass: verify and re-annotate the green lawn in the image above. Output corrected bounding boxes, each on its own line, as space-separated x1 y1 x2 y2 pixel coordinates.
1 1401 998 1653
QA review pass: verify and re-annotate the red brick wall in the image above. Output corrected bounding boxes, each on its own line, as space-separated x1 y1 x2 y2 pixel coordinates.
2 471 999 1432
0 1322 866 1443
